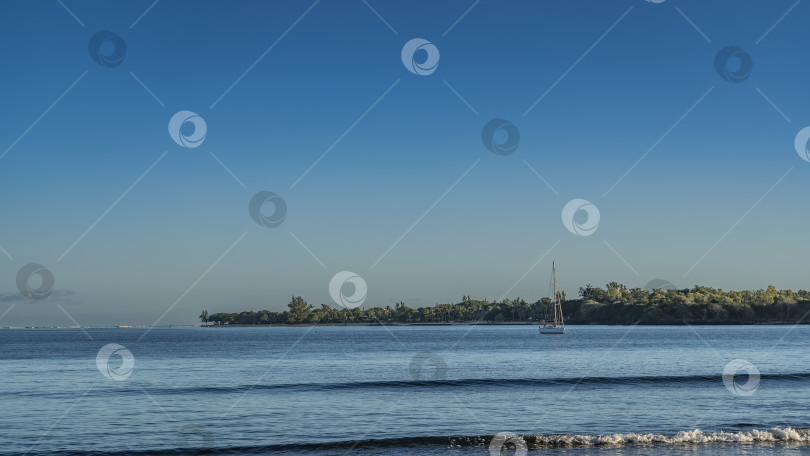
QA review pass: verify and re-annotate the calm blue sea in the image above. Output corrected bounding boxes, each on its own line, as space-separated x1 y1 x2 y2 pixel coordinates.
1 325 810 455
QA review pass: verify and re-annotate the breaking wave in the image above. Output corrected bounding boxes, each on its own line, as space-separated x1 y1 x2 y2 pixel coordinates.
518 427 810 447
17 427 810 455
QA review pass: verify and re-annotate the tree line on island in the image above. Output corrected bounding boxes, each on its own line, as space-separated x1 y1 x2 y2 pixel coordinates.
199 283 810 326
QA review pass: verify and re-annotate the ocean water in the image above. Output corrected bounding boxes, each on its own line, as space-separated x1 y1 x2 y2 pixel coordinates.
1 325 810 455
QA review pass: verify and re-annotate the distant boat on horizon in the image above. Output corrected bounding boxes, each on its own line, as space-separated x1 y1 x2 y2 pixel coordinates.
539 261 565 335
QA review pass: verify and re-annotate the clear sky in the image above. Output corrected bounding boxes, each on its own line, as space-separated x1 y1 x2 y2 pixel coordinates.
1 0 808 326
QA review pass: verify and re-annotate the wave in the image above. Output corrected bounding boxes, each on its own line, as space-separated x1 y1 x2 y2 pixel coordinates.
17 427 810 455
118 371 810 395
520 427 810 446
9 372 810 399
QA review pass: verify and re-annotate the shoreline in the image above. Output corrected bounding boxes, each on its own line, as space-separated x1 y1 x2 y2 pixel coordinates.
202 321 810 327
4 321 809 330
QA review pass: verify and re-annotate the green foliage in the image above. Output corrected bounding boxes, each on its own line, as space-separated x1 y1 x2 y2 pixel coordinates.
198 310 208 325
287 296 311 324
204 284 810 325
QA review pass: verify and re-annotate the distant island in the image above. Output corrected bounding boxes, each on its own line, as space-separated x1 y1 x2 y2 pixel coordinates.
200 283 810 326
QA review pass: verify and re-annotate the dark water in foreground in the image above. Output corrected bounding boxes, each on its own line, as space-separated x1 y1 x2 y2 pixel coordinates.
2 325 810 455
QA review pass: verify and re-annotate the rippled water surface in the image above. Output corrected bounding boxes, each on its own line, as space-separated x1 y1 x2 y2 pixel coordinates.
2 325 809 455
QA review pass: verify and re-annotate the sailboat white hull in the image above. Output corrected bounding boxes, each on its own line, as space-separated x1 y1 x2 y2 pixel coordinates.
539 325 565 334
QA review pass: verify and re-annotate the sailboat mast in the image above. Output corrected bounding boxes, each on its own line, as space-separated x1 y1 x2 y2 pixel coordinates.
556 262 565 327
552 261 558 323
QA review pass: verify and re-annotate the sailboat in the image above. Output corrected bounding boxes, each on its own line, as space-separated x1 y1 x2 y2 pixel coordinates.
539 262 565 334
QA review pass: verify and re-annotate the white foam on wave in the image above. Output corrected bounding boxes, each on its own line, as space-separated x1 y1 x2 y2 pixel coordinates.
527 427 810 447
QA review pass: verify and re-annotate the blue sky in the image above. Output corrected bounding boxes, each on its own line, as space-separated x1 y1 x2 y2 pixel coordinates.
1 0 808 326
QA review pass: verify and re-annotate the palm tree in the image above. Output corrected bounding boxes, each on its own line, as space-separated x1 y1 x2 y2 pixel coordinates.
198 310 209 326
